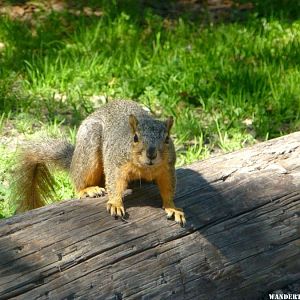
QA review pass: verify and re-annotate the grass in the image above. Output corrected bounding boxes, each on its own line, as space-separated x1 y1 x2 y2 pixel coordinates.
0 0 299 217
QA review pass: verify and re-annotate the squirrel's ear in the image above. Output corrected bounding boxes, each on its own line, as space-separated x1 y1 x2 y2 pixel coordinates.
165 116 174 134
129 114 138 133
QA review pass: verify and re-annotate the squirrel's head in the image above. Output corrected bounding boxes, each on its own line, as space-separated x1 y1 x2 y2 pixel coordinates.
129 114 174 168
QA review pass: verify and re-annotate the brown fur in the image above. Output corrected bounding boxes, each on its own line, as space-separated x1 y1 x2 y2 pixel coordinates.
78 159 105 193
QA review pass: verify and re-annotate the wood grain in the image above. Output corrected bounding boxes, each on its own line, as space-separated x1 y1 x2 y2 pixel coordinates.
1 132 300 299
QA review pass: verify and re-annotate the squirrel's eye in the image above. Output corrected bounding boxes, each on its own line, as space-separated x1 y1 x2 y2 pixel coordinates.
133 134 139 143
165 136 170 144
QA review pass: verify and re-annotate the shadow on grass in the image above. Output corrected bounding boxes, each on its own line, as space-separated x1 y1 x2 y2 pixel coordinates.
2 0 300 21
1 0 299 76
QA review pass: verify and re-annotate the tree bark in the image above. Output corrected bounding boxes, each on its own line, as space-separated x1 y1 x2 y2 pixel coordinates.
1 132 300 300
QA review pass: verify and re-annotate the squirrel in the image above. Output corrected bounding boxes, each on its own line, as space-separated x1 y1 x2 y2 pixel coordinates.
13 100 186 225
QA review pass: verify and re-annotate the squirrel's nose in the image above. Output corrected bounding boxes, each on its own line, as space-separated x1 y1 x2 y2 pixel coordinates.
146 146 157 160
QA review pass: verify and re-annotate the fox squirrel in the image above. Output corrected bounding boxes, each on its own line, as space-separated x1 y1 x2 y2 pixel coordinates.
13 100 186 225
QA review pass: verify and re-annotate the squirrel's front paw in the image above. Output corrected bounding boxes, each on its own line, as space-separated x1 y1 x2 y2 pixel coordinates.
165 207 186 226
106 201 125 217
79 186 106 198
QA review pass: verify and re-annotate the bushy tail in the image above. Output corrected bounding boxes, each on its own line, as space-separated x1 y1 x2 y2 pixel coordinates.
12 139 74 212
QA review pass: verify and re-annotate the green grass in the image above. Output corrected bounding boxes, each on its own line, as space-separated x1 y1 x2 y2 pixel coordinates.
0 1 299 217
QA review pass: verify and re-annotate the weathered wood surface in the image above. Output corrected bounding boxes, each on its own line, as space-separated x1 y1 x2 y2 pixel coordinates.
1 132 300 300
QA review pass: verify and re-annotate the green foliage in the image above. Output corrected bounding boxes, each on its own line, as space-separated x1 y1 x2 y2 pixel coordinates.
0 1 299 217
0 145 16 218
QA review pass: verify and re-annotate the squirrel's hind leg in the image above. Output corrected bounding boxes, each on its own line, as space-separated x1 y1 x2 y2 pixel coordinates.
71 120 106 199
74 157 106 198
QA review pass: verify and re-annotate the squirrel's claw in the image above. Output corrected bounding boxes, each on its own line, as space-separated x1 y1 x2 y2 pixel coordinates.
165 207 186 227
79 186 106 198
106 202 125 218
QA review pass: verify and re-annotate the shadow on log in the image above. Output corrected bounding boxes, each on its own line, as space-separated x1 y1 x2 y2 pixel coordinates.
0 132 300 299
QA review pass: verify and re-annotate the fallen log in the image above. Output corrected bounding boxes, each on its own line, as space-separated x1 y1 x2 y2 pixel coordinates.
1 132 300 300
